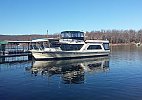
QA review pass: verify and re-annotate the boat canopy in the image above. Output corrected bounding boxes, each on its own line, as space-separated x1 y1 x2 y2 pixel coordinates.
61 31 84 40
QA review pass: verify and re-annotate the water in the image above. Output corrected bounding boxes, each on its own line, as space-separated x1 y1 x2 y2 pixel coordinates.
0 45 142 100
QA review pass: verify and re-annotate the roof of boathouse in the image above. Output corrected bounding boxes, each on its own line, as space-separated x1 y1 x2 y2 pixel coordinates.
0 41 8 45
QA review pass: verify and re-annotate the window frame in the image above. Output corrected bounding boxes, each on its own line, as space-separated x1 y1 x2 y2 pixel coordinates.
87 45 102 50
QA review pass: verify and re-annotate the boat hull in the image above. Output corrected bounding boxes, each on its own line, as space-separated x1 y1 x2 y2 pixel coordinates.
31 51 110 60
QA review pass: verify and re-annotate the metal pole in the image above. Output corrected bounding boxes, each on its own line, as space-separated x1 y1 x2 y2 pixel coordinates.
47 30 48 37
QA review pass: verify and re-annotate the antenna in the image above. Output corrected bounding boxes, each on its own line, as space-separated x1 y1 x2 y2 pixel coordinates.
46 29 50 47
47 29 48 38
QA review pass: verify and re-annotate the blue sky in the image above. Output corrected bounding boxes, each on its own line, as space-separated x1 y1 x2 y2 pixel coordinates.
0 0 142 35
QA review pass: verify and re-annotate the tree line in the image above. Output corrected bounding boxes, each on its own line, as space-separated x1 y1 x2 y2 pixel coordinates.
1 29 142 44
84 29 142 44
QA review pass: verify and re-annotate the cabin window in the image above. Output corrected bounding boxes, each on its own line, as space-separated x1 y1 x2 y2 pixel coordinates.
61 33 71 38
50 43 61 48
61 33 64 37
61 31 84 40
87 45 102 50
103 43 109 50
80 32 84 37
60 44 83 51
72 33 78 37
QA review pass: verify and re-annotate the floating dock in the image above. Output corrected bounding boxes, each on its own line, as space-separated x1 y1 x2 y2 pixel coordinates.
0 40 40 63
0 38 58 63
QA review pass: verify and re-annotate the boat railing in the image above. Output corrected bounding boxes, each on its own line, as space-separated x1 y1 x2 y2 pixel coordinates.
59 39 84 43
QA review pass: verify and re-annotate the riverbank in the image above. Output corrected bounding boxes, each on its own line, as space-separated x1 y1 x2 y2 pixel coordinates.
110 43 137 46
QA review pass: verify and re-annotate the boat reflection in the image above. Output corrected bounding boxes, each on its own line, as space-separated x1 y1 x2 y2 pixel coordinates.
25 57 110 84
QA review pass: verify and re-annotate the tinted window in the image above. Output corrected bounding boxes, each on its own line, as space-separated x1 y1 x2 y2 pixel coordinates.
103 43 109 50
87 45 102 50
61 31 84 40
61 44 83 51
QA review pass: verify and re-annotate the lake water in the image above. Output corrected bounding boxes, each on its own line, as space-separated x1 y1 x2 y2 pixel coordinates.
0 45 142 100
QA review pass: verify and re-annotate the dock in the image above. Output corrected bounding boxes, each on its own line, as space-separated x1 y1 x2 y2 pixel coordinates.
0 40 46 63
0 38 59 63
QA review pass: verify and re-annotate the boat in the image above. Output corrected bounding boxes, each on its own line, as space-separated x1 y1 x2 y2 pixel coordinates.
30 31 110 60
136 42 141 47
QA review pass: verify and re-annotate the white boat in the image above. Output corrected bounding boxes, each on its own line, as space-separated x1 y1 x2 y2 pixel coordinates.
136 42 141 47
30 31 110 60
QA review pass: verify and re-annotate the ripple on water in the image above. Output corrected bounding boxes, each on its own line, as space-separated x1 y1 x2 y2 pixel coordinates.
0 46 142 100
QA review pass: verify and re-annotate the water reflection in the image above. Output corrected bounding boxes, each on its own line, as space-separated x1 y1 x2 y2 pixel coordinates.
25 57 110 84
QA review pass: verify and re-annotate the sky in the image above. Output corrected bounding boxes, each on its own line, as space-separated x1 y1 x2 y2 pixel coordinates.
0 0 142 35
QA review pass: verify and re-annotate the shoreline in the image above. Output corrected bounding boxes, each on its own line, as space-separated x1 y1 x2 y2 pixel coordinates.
110 43 137 46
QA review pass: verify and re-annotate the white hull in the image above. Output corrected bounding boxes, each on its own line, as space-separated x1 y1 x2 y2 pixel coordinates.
31 50 110 60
